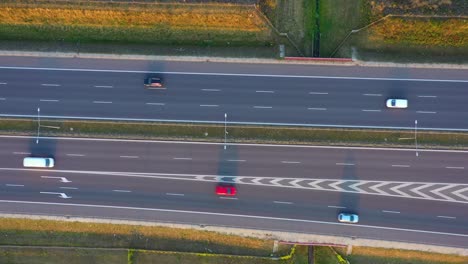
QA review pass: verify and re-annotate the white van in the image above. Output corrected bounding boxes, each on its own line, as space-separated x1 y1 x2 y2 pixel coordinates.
23 157 55 168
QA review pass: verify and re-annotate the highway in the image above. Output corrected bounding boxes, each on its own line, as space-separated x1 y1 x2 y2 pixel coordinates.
1 56 468 130
1 136 467 248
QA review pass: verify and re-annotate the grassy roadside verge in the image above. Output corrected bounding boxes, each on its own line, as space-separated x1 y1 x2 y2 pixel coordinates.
0 217 291 258
336 246 468 264
2 118 468 149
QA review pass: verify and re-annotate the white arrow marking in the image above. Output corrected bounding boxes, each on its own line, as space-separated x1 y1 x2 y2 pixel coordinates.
369 182 390 195
452 187 468 201
40 192 71 199
329 181 346 191
411 184 435 199
41 176 72 183
430 184 457 202
308 180 326 189
390 183 413 197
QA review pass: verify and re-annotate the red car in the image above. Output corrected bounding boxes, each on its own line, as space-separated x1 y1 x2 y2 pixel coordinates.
144 77 165 89
215 185 237 196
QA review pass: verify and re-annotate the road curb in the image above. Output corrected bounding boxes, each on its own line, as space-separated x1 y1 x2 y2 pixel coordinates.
0 50 467 69
1 214 466 256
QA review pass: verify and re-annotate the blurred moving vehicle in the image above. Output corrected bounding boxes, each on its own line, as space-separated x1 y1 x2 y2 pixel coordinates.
215 184 237 196
338 213 359 223
386 98 408 109
23 157 55 168
144 77 165 89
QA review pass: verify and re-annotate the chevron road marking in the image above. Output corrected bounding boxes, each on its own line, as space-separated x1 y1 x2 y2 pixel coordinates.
271 178 284 186
329 181 346 191
452 187 468 201
348 182 367 192
430 184 458 202
412 184 436 199
289 179 304 188
390 183 414 197
308 180 326 189
368 182 391 195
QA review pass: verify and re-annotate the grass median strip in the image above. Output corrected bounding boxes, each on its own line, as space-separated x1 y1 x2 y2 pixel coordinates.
1 118 468 149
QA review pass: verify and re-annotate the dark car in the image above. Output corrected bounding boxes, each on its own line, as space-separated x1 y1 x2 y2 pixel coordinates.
144 77 165 89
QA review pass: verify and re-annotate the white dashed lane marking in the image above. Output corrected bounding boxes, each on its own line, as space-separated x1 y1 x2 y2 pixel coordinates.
13 152 31 155
202 89 220 92
328 206 346 209
362 109 381 112
336 163 354 166
382 210 400 214
200 105 219 107
437 215 456 219
418 95 437 98
113 190 131 193
66 154 85 157
254 106 273 109
93 101 112 104
308 108 327 111
256 90 275 93
446 167 464 170
309 92 328 95
94 85 113 88
220 197 238 200
274 201 293 205
281 161 301 164
417 111 436 114
146 103 165 105
41 84 60 87
0 98 5 100
60 187 78 190
227 159 246 162
40 99 59 102
6 184 24 187
166 193 184 196
173 157 192 160
0 82 7 85
392 165 410 168
120 156 139 159
363 94 382 96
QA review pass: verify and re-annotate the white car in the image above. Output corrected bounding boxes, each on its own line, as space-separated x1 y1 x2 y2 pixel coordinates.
338 213 359 223
23 157 55 168
386 99 408 109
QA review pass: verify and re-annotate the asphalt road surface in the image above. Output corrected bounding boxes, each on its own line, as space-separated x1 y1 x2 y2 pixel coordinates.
0 136 467 248
1 56 468 130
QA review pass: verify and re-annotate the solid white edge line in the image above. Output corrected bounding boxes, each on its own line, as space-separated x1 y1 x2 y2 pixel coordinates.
3 135 468 153
2 66 467 83
2 199 467 238
1 113 467 132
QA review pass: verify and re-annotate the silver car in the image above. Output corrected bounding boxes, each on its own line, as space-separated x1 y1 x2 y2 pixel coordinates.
338 213 359 223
